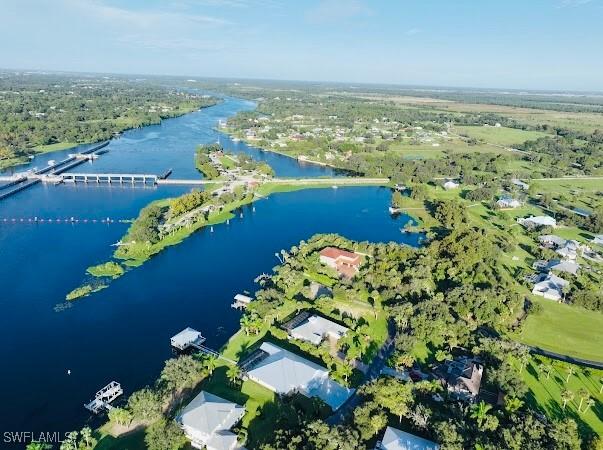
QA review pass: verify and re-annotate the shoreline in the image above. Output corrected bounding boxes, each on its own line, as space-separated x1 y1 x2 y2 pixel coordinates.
1 99 220 172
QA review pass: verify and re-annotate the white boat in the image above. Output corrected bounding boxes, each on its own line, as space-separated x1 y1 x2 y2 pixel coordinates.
232 137 241 142
47 160 56 166
332 185 338 189
389 206 401 214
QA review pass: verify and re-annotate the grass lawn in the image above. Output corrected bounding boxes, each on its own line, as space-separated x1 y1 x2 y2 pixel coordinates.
95 426 146 450
455 125 549 146
34 141 79 153
512 298 603 362
519 355 603 438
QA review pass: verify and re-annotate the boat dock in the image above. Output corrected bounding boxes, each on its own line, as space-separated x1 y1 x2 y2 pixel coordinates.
170 327 206 351
231 293 253 309
84 381 123 413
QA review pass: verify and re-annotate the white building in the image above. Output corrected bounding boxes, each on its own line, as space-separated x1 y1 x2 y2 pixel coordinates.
245 342 353 410
178 391 245 450
532 273 569 301
443 180 460 190
289 315 348 345
376 427 439 450
517 215 557 229
496 197 522 209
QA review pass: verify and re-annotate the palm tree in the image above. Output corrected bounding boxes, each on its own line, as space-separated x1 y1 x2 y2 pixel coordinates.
561 389 574 410
337 363 353 383
565 365 576 383
227 365 241 386
577 388 589 412
583 398 595 414
470 401 492 429
202 354 218 375
539 362 552 379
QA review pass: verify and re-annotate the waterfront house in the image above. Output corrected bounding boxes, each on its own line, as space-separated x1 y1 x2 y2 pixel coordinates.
319 247 362 278
244 342 353 410
177 391 245 450
532 273 568 301
376 426 439 450
284 312 348 346
517 215 557 229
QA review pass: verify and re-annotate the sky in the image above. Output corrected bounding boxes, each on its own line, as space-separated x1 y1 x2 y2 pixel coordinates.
2 0 602 91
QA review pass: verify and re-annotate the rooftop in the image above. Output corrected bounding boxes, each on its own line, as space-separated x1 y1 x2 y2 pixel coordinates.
377 426 439 450
288 314 349 346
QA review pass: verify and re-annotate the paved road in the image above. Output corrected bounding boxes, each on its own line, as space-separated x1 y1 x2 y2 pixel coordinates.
528 346 603 370
326 323 396 425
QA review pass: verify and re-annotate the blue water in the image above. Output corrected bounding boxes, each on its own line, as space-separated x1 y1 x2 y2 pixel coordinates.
0 96 419 443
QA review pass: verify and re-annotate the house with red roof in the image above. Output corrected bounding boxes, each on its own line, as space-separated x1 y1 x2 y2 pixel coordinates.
319 247 362 278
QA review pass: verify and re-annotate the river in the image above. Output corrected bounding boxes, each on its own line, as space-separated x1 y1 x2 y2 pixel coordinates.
0 96 420 443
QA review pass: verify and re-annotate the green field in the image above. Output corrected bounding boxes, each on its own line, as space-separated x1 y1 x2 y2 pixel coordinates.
513 298 603 362
455 125 549 146
520 356 603 437
34 141 79 153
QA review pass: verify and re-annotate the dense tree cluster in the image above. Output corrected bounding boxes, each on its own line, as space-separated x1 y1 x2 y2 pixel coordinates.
0 72 217 166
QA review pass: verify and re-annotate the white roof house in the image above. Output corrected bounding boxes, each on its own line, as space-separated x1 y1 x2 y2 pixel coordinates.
376 426 439 450
511 178 530 190
289 315 348 346
593 235 603 246
532 273 569 301
246 342 353 410
556 240 581 261
546 259 580 276
178 391 245 450
518 216 557 229
539 235 567 248
442 180 459 190
496 197 522 209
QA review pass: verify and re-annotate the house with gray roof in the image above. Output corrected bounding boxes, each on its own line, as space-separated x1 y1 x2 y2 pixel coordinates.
376 426 439 450
532 273 569 301
288 314 348 346
539 234 567 249
177 391 245 450
518 215 557 229
436 357 483 402
244 342 353 410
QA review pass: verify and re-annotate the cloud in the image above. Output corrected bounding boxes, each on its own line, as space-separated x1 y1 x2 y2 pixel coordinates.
305 0 372 23
557 0 594 7
405 28 421 36
63 0 231 29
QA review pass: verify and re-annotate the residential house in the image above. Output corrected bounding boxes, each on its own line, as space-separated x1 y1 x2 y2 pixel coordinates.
593 235 603 246
319 247 362 278
244 342 353 410
511 178 530 190
177 391 245 450
285 313 348 346
496 197 522 209
556 240 581 261
539 234 567 249
517 216 557 229
442 180 460 190
437 357 483 402
532 273 569 301
376 427 439 450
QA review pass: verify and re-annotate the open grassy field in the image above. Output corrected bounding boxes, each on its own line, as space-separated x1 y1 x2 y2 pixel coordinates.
34 141 78 153
512 298 603 362
454 125 549 147
519 355 603 437
357 94 603 134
